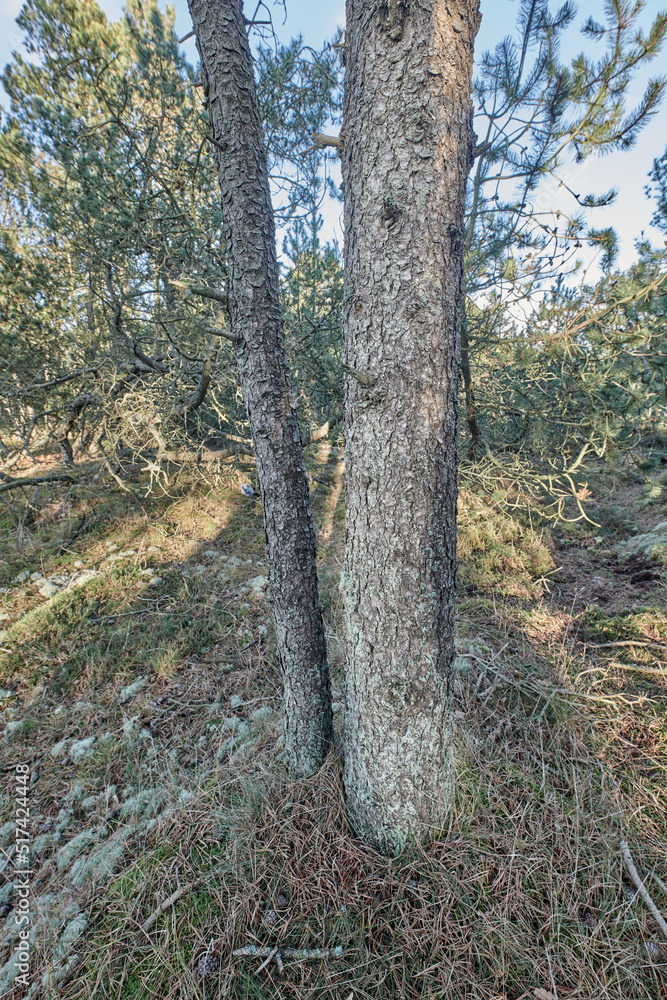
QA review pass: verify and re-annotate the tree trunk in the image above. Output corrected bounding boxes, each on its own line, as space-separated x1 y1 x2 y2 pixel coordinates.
187 0 332 777
341 0 480 852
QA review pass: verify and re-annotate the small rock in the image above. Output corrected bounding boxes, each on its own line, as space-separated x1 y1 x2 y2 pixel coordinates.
148 577 163 587
105 549 136 563
69 570 99 588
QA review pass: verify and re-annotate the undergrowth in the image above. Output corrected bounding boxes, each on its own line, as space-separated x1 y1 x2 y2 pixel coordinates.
0 451 664 1000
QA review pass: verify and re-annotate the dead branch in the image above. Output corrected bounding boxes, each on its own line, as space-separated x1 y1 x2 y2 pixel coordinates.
255 947 279 974
137 883 193 939
170 279 228 306
203 325 238 342
620 839 667 942
310 132 343 152
57 513 87 554
0 473 74 495
232 945 343 960
170 339 218 418
608 661 666 678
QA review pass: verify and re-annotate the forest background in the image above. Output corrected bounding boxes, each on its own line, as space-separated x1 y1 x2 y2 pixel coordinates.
0 1 666 999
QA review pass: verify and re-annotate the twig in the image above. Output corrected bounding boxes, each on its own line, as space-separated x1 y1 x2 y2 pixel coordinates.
58 512 87 553
545 947 559 1000
232 945 343 960
589 640 667 652
255 947 279 974
137 881 198 939
620 839 667 942
203 326 238 343
608 661 666 677
170 280 228 306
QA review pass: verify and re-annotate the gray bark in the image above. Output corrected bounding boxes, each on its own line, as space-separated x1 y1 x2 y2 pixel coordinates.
187 0 332 776
341 0 480 852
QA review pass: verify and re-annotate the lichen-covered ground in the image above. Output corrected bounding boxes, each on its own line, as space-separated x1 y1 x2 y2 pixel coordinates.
0 444 665 999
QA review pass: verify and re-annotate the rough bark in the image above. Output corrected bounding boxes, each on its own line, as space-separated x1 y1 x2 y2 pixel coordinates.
187 0 332 776
341 0 480 852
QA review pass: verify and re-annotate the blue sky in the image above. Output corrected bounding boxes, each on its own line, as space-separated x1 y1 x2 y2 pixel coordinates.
1 0 665 273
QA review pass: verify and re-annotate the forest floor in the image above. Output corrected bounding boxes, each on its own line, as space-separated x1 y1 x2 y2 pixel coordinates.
0 441 665 1000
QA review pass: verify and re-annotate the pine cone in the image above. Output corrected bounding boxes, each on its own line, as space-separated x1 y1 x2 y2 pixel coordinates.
195 953 220 980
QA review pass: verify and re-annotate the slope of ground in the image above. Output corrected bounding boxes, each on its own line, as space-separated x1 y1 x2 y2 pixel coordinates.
0 446 665 999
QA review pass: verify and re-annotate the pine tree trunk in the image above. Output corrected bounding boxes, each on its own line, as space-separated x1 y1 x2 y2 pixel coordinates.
341 0 480 852
187 0 332 777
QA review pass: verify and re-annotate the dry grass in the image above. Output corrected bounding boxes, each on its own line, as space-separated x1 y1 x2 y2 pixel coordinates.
0 451 665 1000
59 642 667 1000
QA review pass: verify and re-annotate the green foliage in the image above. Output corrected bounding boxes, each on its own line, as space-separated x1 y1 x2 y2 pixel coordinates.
458 490 555 598
282 208 343 427
466 247 667 464
467 0 667 297
0 0 342 481
462 0 667 486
